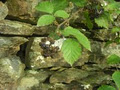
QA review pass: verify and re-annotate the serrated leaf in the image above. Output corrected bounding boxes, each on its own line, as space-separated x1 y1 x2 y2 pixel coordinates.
98 85 116 90
112 71 120 89
95 13 109 29
112 27 120 33
107 54 120 64
62 26 91 51
54 10 69 19
70 0 87 7
52 0 68 12
61 39 82 66
37 15 55 26
104 2 120 11
36 1 54 14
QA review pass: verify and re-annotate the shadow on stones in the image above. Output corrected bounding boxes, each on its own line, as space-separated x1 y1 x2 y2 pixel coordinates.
0 0 7 3
17 41 28 64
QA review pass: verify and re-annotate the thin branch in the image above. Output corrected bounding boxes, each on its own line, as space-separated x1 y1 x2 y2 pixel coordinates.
56 8 83 32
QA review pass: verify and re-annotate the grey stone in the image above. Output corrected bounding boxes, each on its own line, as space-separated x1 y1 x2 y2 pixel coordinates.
17 69 53 90
5 0 42 24
0 56 25 90
50 68 91 83
0 20 34 35
0 37 28 58
0 2 8 20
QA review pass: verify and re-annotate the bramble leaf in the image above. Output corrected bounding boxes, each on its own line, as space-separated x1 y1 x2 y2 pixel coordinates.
95 13 110 29
112 27 120 33
54 10 69 19
52 0 68 12
107 54 120 64
98 85 116 90
70 0 87 7
37 15 55 26
61 39 82 66
112 71 120 89
62 26 91 51
36 1 54 14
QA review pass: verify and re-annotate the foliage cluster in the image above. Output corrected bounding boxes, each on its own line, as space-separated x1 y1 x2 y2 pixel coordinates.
35 0 120 89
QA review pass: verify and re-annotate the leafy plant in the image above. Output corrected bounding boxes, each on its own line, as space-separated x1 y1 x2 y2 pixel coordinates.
98 54 120 90
36 0 91 65
35 0 120 66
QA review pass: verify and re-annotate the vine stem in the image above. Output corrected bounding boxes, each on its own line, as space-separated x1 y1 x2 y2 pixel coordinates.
56 8 83 32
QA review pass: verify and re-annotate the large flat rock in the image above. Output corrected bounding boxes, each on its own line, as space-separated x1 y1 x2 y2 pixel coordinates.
0 2 8 20
25 37 89 69
0 36 28 58
0 55 25 90
0 20 34 35
5 0 42 24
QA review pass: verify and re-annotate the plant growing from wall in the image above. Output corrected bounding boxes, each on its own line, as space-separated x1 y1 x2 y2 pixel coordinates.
35 0 120 66
98 54 120 90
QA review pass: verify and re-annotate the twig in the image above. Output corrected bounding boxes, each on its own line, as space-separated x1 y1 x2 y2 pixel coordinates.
56 8 83 32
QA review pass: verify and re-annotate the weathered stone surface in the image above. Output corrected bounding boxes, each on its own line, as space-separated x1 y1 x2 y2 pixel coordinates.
0 55 25 90
0 20 34 35
0 2 8 20
50 68 92 83
0 37 28 58
25 37 89 69
102 43 120 56
79 72 111 85
5 0 42 24
17 69 53 90
91 29 116 41
38 82 86 90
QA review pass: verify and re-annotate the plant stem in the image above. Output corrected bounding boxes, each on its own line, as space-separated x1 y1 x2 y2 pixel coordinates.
56 8 83 32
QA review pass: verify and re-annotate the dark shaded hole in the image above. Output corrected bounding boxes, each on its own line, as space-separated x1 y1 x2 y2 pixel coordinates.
43 75 51 83
17 42 28 63
0 0 7 3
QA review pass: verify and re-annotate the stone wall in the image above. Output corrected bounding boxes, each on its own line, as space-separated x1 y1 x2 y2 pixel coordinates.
0 0 120 90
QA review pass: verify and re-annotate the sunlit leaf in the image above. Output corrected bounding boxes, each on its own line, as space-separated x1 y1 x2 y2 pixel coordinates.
36 1 54 14
107 54 120 64
37 15 55 26
112 71 120 89
52 0 68 12
54 10 69 19
61 38 82 66
70 0 87 7
62 26 91 51
112 27 120 33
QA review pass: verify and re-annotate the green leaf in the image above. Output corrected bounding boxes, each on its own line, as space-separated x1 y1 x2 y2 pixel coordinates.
49 32 60 40
107 54 120 64
61 39 82 66
98 85 116 90
104 2 120 11
37 15 55 26
62 26 91 51
36 1 54 14
52 0 68 12
70 0 87 7
95 13 109 29
83 11 93 30
112 27 120 33
54 10 69 19
112 71 120 89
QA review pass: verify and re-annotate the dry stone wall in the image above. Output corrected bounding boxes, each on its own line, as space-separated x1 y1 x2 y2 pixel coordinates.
0 0 120 90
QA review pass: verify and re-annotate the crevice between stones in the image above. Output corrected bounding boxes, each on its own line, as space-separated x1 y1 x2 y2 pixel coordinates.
0 0 7 3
